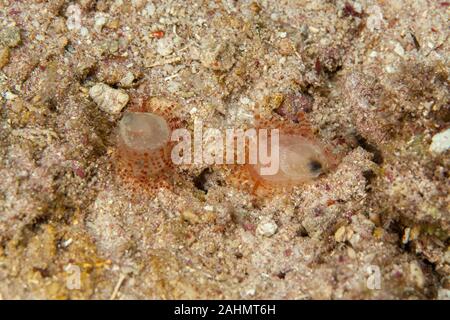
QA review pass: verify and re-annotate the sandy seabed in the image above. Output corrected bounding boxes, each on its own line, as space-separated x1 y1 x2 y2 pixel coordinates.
0 0 449 299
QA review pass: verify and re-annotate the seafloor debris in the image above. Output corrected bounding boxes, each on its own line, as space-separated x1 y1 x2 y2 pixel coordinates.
430 128 450 154
200 36 236 71
0 25 21 48
256 218 278 237
89 83 129 114
0 46 10 68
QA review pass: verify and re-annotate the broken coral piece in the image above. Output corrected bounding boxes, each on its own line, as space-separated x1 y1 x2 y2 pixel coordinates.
89 83 129 114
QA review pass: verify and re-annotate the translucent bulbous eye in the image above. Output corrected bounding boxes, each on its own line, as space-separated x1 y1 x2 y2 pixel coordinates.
119 112 170 151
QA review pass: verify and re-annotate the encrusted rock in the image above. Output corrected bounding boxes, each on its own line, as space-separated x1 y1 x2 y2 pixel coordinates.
0 46 10 68
0 26 21 48
334 226 347 242
200 38 236 71
89 83 129 114
335 225 356 244
182 210 200 224
119 71 135 88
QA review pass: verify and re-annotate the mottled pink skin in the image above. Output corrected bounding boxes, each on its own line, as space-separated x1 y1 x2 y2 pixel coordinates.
113 96 185 194
247 134 333 187
115 112 173 190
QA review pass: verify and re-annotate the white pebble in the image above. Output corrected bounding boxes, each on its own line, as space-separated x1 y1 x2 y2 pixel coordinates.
394 42 405 57
257 219 278 237
80 27 89 37
3 91 18 100
156 37 174 56
244 288 256 296
430 129 450 154
385 65 395 73
240 97 251 105
66 4 82 31
144 2 156 16
438 288 450 300
367 5 384 32
94 13 108 32
353 2 363 14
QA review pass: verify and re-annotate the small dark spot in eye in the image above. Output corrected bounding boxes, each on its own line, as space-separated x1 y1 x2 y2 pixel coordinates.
308 160 322 173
